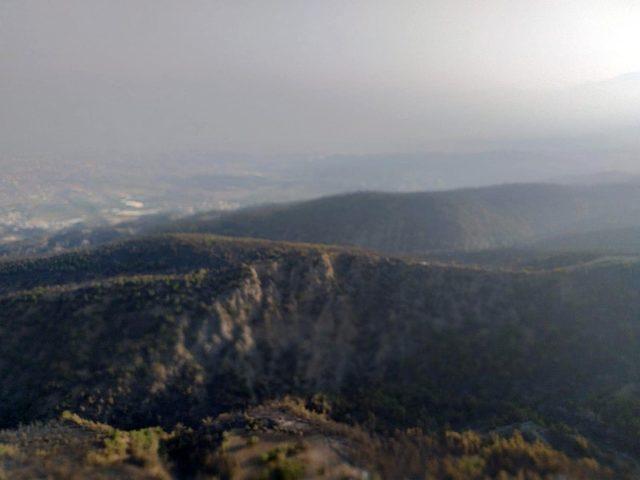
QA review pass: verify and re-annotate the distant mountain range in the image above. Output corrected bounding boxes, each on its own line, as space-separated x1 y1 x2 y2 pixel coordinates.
3 148 640 247
164 182 640 254
554 170 640 186
7 181 640 259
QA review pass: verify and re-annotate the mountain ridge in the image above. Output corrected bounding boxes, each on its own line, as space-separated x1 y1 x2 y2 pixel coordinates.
166 182 640 254
7 181 640 260
2 235 640 434
3 233 640 477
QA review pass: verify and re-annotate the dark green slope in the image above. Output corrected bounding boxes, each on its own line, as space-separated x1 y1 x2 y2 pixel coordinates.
6 182 640 260
2 233 640 463
534 225 640 254
0 233 342 296
169 183 640 254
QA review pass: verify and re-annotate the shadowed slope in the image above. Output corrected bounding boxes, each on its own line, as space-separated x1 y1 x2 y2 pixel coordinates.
168 183 640 254
2 234 640 464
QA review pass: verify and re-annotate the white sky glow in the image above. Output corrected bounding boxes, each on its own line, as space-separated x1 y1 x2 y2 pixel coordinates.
1 0 639 156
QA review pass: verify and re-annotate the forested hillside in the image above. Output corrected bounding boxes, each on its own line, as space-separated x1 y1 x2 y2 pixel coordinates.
534 226 640 254
6 182 640 262
169 183 640 254
2 234 640 477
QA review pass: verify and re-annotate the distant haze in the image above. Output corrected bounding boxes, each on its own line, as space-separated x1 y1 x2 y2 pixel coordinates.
1 1 639 165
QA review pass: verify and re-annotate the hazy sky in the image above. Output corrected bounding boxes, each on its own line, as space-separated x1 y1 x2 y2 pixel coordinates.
2 0 639 157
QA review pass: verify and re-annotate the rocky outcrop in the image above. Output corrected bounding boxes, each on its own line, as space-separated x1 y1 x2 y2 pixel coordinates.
2 234 640 439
